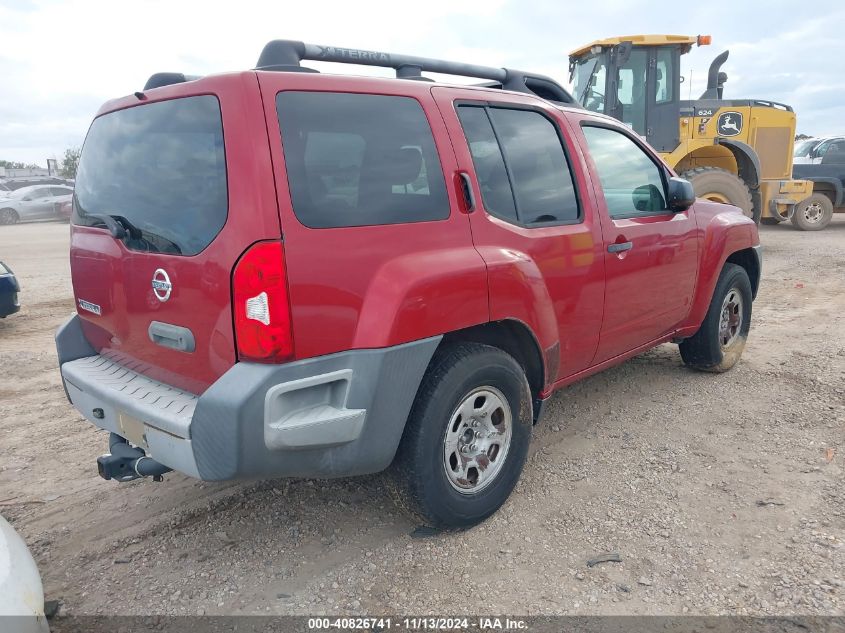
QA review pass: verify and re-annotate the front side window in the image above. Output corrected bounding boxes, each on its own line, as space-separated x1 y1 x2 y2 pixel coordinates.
276 92 449 229
582 125 667 218
457 105 580 225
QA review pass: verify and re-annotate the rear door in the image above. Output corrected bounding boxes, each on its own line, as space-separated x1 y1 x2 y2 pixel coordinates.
572 117 699 363
69 74 280 394
432 87 606 381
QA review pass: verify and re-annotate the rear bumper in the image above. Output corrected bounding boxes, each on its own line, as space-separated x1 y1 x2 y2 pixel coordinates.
56 314 439 480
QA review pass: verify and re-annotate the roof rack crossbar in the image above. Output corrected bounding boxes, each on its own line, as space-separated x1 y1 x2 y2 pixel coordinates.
255 39 576 104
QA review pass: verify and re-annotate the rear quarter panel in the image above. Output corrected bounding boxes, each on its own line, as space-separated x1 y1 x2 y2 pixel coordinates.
258 74 489 358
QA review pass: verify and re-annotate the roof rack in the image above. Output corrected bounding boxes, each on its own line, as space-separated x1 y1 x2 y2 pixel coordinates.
255 39 577 105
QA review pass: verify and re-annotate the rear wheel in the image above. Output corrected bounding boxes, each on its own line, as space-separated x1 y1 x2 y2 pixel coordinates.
760 217 782 225
681 167 754 221
393 343 532 529
0 208 19 225
679 263 752 372
791 193 833 231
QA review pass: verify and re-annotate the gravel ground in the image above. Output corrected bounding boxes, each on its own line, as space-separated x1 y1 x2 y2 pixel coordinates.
0 218 843 618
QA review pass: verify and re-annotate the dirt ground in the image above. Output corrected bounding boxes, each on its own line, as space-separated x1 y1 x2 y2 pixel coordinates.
0 218 843 618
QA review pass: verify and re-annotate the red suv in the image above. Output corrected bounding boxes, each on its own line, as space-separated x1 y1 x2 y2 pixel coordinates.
56 40 761 528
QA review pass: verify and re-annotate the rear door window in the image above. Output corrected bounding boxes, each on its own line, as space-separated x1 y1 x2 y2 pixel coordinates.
457 105 580 225
73 95 228 256
276 92 449 228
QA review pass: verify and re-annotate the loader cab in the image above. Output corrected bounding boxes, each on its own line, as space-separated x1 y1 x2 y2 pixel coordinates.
570 37 690 152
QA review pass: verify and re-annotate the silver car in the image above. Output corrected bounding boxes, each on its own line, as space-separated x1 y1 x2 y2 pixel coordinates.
0 185 73 225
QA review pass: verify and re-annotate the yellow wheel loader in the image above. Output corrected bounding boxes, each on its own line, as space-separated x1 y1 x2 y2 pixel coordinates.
569 34 811 224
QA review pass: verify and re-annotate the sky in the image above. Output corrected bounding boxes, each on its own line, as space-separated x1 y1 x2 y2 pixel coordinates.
1 0 843 166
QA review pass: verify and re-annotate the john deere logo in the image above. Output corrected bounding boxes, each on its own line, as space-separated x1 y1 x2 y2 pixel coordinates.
717 111 743 137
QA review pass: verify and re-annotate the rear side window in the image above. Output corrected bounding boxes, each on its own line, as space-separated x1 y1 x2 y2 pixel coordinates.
276 92 449 228
73 95 227 256
457 105 580 226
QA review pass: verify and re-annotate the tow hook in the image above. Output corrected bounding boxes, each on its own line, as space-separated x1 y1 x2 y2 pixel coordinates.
97 433 172 482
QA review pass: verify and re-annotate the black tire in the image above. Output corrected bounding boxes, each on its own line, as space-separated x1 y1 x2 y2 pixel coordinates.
0 208 19 225
679 263 752 372
791 193 833 231
393 342 532 529
681 167 754 221
760 217 781 225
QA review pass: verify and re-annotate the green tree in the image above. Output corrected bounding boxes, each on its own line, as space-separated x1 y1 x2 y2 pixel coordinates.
60 147 82 179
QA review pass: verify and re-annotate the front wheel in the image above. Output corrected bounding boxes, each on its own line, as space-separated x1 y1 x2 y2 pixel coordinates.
0 208 19 225
393 343 532 529
679 263 752 372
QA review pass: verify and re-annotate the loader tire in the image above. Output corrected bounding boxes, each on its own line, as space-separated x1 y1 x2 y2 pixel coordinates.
681 167 754 222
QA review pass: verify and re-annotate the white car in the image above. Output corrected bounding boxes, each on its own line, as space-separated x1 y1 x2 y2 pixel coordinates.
794 136 845 165
0 184 74 225
0 515 49 632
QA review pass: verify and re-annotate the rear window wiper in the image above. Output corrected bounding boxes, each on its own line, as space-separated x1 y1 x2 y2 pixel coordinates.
78 208 182 255
83 212 128 239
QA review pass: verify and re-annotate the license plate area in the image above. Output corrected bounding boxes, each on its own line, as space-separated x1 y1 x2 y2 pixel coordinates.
118 411 148 449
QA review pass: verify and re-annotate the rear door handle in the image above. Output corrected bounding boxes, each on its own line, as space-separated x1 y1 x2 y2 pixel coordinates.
456 171 476 213
607 241 633 253
148 321 195 352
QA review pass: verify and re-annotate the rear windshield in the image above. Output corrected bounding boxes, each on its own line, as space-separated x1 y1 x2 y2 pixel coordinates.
73 95 227 256
276 92 449 228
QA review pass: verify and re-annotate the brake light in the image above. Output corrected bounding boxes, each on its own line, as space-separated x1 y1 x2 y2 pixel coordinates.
232 241 293 363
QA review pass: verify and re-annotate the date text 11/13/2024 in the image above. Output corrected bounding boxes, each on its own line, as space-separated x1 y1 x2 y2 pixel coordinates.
307 617 528 630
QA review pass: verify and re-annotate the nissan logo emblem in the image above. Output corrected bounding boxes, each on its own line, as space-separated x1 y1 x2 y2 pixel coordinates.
151 268 172 302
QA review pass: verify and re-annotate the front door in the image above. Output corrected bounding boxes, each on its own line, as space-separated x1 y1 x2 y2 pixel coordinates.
573 119 699 363
433 87 606 381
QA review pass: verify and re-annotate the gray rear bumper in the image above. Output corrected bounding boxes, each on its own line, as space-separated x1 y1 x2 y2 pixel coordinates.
56 314 439 481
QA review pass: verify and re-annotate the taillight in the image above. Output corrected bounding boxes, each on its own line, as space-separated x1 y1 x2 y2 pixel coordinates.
232 241 293 363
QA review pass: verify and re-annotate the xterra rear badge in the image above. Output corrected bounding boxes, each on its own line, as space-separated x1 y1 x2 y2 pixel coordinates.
717 111 743 137
151 269 173 302
78 298 101 316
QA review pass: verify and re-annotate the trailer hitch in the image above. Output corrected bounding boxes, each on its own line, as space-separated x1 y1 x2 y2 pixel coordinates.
97 433 172 482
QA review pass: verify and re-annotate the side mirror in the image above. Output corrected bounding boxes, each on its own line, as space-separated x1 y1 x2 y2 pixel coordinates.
667 177 696 212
